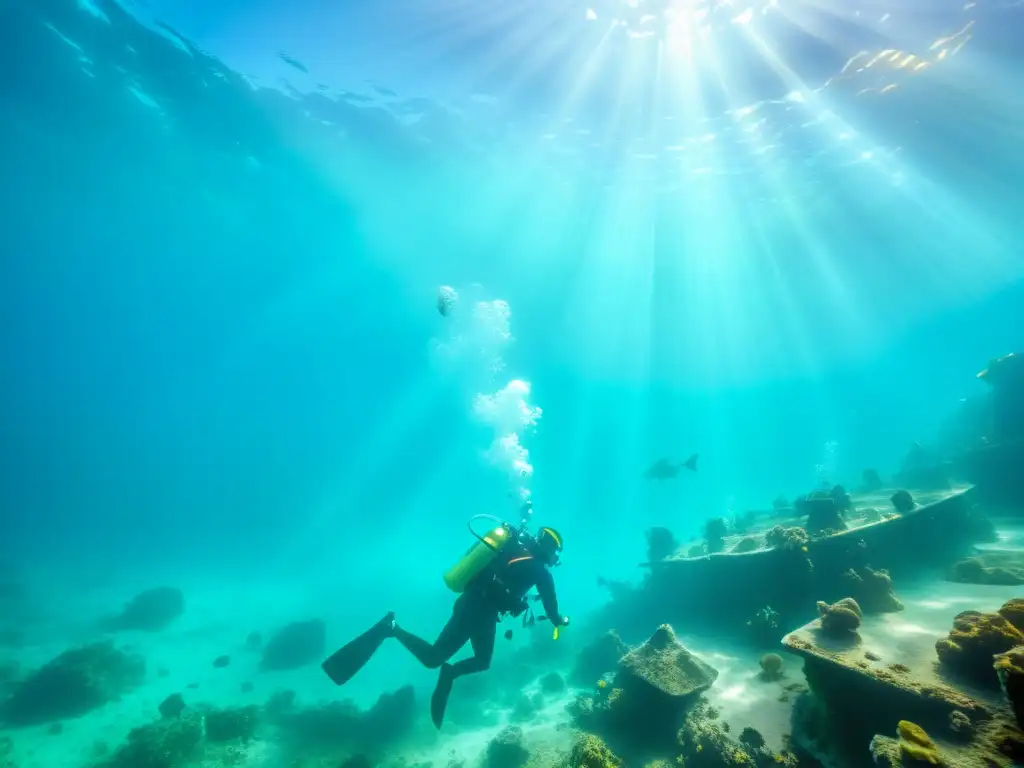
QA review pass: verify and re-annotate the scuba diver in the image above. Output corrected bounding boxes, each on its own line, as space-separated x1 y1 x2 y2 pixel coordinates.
322 515 568 729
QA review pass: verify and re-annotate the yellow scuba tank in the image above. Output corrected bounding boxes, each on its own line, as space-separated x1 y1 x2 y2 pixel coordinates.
443 524 512 593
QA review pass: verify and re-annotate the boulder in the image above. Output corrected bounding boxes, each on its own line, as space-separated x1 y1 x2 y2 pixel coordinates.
618 624 718 699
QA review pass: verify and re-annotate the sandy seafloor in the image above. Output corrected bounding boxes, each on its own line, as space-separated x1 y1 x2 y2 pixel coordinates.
2 520 1022 767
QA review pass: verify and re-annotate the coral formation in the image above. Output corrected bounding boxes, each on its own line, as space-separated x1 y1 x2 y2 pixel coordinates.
950 557 1024 585
646 527 678 562
101 587 185 632
896 720 943 765
569 734 621 768
571 631 628 686
99 713 204 768
796 492 848 536
994 645 1024 729
0 641 145 726
487 726 530 768
765 526 808 551
539 671 565 695
816 598 862 637
936 603 1024 686
677 702 798 766
758 653 783 681
842 567 903 613
259 619 326 671
891 489 916 514
617 624 719 699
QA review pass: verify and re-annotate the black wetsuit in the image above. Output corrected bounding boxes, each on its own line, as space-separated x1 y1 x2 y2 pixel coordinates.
392 540 562 683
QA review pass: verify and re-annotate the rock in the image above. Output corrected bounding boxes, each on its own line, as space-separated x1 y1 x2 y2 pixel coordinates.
891 489 916 514
205 705 258 742
260 619 326 671
896 720 944 765
816 598 862 637
571 631 628 685
842 567 903 613
618 624 719 699
102 587 184 632
361 685 417 750
158 693 185 719
936 605 1024 686
950 557 1024 586
0 641 145 726
948 710 973 739
486 726 529 768
758 653 783 681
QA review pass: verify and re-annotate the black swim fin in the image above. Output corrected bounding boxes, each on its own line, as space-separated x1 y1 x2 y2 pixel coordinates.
431 663 455 729
322 612 395 686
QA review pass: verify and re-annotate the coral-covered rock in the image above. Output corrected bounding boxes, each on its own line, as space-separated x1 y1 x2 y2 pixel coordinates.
103 713 204 768
797 493 847 536
158 693 185 719
646 527 678 562
765 526 808 551
0 641 145 725
571 631 628 685
816 598 862 637
361 684 416 749
936 608 1024 686
260 619 326 671
678 702 797 766
947 557 1024 586
539 672 565 695
896 720 943 766
204 705 258 743
569 733 621 768
842 567 903 613
102 587 185 632
994 645 1024 730
486 726 529 768
618 625 718 699
758 653 783 681
998 598 1024 632
891 489 916 514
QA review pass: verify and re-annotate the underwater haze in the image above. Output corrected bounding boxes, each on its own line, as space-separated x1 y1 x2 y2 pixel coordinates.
2 0 1024 765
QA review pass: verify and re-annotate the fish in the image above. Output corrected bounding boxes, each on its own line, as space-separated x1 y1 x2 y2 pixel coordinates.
643 453 699 479
278 51 309 73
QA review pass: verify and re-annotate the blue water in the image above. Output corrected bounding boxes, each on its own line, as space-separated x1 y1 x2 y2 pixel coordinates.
1 0 1023 764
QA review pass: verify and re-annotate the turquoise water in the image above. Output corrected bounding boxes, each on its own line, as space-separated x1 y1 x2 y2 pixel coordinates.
1 0 1023 765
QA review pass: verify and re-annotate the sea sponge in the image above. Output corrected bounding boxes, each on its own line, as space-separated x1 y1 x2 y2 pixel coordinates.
896 720 942 765
936 610 1024 686
816 598 862 637
758 653 783 681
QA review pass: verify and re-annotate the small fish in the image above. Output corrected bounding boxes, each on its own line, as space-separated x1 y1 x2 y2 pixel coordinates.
504 629 514 640
212 655 230 668
278 51 308 73
643 453 699 480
